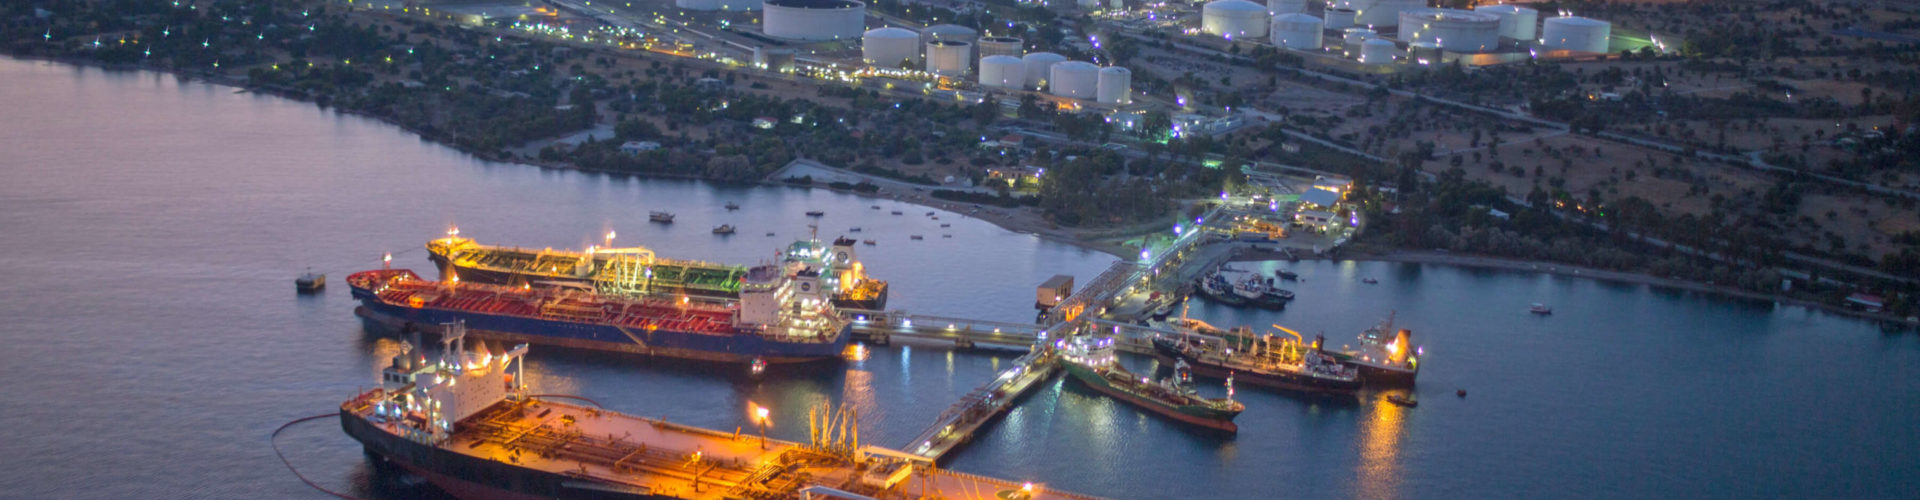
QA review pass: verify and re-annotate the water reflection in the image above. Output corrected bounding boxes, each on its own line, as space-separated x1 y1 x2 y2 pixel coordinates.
1356 395 1409 499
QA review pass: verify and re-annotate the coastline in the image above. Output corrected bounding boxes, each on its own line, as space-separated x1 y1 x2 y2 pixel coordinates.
1268 249 1917 328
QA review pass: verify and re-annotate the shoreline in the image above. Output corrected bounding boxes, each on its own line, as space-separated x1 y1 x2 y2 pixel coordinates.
1234 248 1916 328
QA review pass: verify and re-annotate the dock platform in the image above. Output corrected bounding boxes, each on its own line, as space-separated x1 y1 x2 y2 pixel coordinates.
904 349 1061 462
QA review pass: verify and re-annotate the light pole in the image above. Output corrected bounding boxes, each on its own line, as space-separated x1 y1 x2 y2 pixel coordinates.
754 406 770 449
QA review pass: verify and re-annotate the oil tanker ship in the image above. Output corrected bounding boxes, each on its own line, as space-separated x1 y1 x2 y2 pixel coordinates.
426 229 888 310
1325 314 1420 385
1061 337 1243 432
1150 320 1362 395
342 327 1092 499
350 261 849 363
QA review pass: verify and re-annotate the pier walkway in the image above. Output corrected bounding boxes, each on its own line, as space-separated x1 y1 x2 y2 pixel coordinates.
903 348 1060 462
840 309 1044 349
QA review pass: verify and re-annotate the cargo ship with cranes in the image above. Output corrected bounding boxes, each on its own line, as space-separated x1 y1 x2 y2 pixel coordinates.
1151 317 1364 394
425 228 889 311
349 256 850 363
341 325 1091 499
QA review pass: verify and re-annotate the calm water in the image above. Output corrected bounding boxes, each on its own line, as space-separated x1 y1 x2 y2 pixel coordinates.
1 58 1916 499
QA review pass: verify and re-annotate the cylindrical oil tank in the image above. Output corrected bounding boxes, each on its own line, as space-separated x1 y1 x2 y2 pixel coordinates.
925 40 972 77
1540 16 1610 53
1049 61 1100 99
676 0 720 10
1406 41 1441 63
762 0 865 41
1399 8 1500 53
1324 7 1357 29
1097 66 1131 105
1359 38 1396 64
978 55 1025 89
1342 28 1376 58
1203 0 1270 39
921 24 978 46
977 36 1024 59
1272 13 1323 50
862 27 920 68
1474 4 1538 42
1021 52 1067 90
1342 0 1423 28
1267 0 1307 15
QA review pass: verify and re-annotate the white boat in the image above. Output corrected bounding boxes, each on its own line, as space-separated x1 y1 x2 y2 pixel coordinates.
1529 303 1552 315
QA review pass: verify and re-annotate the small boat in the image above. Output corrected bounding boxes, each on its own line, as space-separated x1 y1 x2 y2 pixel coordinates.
862 239 876 246
805 210 825 217
931 216 940 220
649 211 675 223
849 227 862 232
1457 389 1467 398
765 232 776 237
1362 277 1378 284
941 234 952 238
1386 394 1418 407
939 223 951 228
1529 303 1552 315
1274 269 1298 280
750 357 767 376
724 202 740 210
924 211 935 216
891 211 903 215
871 205 881 209
296 271 325 292
712 224 736 234
910 235 924 240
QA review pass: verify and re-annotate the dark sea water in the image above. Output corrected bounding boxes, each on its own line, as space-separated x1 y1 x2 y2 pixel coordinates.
1 57 1916 499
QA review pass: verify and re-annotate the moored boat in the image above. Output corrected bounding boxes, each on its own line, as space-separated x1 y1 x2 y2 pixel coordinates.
1530 303 1552 315
648 211 674 223
805 210 825 217
1152 326 1363 395
1325 314 1422 385
713 224 736 234
348 267 849 364
296 270 325 292
1062 337 1242 432
725 202 740 210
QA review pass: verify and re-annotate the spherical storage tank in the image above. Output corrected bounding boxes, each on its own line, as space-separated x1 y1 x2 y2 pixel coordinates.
977 37 1024 59
1271 13 1323 50
1049 61 1100 100
1202 0 1269 39
1540 16 1610 53
978 55 1024 89
1359 38 1396 64
1474 4 1538 42
762 0 865 41
862 27 920 68
1267 0 1307 15
1399 8 1500 53
1097 66 1131 105
1341 0 1423 28
1021 52 1067 90
925 40 972 77
1324 8 1357 30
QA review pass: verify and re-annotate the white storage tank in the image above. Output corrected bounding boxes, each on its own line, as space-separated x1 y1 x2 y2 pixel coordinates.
762 0 865 41
1342 28 1376 58
1474 4 1538 42
1406 41 1441 64
925 40 972 77
1540 16 1610 53
862 27 921 68
1324 7 1357 29
1097 66 1131 105
1343 0 1423 28
977 36 1024 59
1203 0 1270 39
1271 13 1323 50
921 24 978 46
978 55 1025 89
1359 38 1396 64
1267 0 1307 15
1021 52 1067 90
1399 8 1500 53
1049 61 1100 99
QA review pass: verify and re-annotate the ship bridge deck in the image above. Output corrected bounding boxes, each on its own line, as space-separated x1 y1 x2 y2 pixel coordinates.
384 398 1097 500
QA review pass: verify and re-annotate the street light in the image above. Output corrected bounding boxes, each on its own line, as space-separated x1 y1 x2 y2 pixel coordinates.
753 404 771 449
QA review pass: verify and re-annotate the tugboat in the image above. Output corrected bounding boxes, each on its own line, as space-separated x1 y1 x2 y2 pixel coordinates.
1386 394 1418 407
725 202 740 210
1152 324 1363 395
805 210 825 217
1062 337 1243 432
648 211 675 223
713 224 736 235
1529 303 1552 315
1274 269 1299 280
1194 272 1247 306
296 270 325 293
